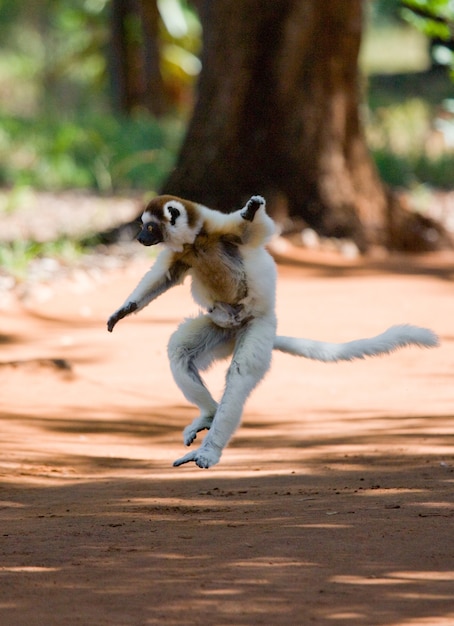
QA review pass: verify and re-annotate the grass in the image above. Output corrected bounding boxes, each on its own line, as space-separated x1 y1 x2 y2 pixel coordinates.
0 238 85 282
0 111 184 193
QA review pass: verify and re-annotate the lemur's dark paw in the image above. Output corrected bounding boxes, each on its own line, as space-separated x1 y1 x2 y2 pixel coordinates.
107 301 138 332
107 314 120 332
241 195 265 221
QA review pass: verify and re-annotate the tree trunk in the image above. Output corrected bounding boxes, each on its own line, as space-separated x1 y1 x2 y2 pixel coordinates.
161 0 443 251
109 0 132 113
137 0 168 116
109 0 167 117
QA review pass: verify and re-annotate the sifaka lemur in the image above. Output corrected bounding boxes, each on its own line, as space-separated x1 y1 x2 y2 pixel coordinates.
107 194 438 469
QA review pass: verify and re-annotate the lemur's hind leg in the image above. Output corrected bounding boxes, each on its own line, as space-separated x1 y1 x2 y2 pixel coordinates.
173 314 276 469
167 316 235 445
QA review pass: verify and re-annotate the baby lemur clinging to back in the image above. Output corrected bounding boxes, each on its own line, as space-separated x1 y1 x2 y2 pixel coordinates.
107 194 438 469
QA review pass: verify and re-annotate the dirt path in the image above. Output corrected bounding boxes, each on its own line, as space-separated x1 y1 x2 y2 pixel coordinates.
1 250 453 626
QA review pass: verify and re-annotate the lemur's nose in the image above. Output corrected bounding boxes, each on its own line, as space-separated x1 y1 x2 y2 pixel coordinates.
137 223 163 246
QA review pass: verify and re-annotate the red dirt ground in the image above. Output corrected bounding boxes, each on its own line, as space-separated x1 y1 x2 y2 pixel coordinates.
1 248 453 626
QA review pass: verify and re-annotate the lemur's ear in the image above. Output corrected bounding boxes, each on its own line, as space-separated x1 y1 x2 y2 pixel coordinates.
168 206 181 226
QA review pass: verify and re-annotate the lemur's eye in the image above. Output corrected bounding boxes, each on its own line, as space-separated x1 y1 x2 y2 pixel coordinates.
147 224 154 232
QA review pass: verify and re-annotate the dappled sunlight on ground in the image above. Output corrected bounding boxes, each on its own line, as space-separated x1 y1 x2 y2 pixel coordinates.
1 254 453 625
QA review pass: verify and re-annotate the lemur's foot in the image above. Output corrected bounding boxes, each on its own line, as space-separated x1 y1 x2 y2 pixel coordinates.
107 301 138 332
241 195 265 222
173 442 222 469
183 415 213 446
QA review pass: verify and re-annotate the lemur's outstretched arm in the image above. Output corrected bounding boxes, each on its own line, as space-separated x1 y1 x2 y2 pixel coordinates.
221 195 275 246
240 195 264 222
107 300 139 332
107 250 189 332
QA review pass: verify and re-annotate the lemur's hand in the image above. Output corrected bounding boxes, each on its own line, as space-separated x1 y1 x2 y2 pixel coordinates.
241 195 265 222
107 301 138 332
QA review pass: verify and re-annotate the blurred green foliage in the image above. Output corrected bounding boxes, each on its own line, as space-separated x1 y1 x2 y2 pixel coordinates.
401 0 454 78
0 0 452 197
402 0 454 41
373 147 454 189
0 0 191 193
0 0 200 116
0 0 110 116
0 111 183 192
362 0 454 190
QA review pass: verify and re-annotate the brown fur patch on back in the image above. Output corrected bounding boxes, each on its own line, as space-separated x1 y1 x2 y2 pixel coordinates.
178 229 247 304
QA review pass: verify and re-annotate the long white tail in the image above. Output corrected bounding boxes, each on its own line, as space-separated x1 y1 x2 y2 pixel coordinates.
273 324 439 363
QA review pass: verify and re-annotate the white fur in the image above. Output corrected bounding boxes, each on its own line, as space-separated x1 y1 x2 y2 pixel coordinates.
274 324 439 362
108 195 439 469
195 196 275 246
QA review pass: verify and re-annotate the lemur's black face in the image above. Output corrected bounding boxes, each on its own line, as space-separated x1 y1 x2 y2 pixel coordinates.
137 221 164 246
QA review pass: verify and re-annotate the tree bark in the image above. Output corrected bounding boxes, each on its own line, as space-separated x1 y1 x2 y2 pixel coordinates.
109 0 167 117
109 0 132 113
138 0 168 116
161 0 444 251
